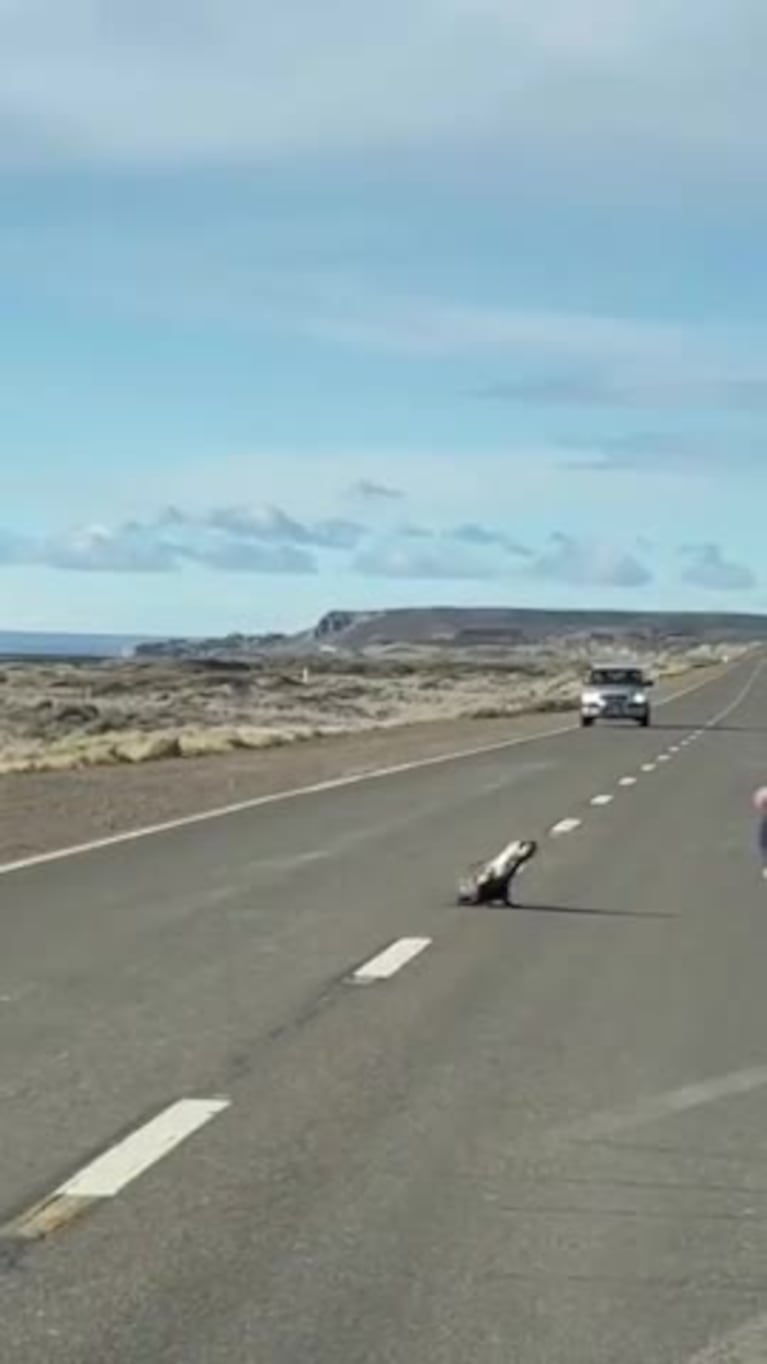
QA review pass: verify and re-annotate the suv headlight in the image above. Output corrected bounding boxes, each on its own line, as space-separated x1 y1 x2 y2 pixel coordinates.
632 691 647 703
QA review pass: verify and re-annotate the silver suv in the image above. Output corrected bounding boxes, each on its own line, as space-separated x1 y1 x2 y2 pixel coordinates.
580 663 653 728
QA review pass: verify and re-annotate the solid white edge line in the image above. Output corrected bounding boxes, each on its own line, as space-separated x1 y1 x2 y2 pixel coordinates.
57 1098 230 1200
705 658 766 729
590 794 613 806
550 817 582 836
0 658 753 878
352 937 432 983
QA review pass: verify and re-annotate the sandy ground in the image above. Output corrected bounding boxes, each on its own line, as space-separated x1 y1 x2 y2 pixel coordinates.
0 653 730 865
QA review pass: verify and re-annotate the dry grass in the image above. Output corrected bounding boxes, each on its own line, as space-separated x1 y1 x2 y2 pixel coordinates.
0 641 743 776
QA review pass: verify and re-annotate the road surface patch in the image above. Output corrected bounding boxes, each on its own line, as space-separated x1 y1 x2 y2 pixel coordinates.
685 1311 767 1361
560 1063 767 1144
351 937 432 984
2 1098 230 1242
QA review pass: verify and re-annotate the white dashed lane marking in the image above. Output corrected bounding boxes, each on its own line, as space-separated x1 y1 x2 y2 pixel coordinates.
550 818 582 837
575 716 708 829
60 1099 230 1198
516 677 750 859
3 1098 230 1242
352 937 432 983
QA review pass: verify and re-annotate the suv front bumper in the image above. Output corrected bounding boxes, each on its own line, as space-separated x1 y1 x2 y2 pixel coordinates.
581 699 649 720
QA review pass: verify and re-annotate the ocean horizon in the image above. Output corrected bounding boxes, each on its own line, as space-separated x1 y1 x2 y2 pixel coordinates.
0 630 156 658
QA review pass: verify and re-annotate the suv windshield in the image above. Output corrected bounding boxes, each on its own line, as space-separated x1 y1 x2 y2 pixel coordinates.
588 668 644 687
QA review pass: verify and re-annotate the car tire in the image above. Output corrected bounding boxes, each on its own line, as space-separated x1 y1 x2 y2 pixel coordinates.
639 713 650 727
581 715 594 727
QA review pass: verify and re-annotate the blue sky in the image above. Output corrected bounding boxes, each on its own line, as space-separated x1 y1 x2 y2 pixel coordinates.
2 0 767 635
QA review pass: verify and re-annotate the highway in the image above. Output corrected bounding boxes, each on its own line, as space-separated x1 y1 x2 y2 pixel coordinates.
1 653 767 1362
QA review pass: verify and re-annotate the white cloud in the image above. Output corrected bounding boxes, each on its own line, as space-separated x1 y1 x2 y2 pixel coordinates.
353 521 533 579
202 504 366 549
186 539 315 574
0 510 322 574
4 472 763 610
680 543 757 591
449 523 532 555
561 431 767 474
479 370 767 412
354 540 503 581
118 448 568 533
530 532 653 588
0 501 533 581
1 0 766 192
5 194 766 407
8 237 699 361
21 233 766 406
349 479 405 503
298 289 693 361
43 522 179 573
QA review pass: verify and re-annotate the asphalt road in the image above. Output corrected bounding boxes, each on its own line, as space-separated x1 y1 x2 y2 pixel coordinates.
2 654 767 1362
